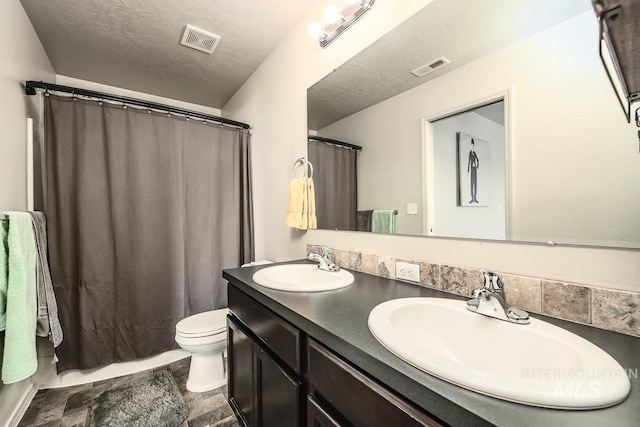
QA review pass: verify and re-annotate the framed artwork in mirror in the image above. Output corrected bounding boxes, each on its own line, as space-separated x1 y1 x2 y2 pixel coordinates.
457 132 490 207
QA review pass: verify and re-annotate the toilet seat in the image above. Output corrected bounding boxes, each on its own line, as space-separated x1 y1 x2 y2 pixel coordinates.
176 308 229 338
174 308 229 392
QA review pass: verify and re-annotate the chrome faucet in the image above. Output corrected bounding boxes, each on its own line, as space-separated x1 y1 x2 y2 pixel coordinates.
307 246 341 272
466 270 529 324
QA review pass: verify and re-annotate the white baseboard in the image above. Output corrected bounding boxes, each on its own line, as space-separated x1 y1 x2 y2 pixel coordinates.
0 378 38 427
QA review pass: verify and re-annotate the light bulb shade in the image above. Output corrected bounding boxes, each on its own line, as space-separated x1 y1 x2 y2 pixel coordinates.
307 22 324 40
324 5 342 24
310 0 375 48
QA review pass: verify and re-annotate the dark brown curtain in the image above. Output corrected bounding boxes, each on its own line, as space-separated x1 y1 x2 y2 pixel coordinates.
308 141 358 230
44 95 253 372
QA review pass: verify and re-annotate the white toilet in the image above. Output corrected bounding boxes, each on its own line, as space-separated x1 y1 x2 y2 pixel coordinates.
175 308 229 392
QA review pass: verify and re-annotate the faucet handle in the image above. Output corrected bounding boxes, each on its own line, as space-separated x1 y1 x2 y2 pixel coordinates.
320 246 332 259
480 270 503 295
507 307 530 324
310 245 332 259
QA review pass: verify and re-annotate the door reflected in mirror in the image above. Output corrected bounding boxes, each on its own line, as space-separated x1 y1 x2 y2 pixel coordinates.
425 99 507 241
307 0 640 249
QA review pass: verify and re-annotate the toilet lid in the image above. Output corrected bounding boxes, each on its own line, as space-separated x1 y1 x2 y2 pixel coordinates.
176 308 229 336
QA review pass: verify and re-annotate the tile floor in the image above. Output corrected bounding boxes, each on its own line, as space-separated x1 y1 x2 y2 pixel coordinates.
17 357 240 427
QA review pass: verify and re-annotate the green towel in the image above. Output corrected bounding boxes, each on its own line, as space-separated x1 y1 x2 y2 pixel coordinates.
371 210 396 234
0 211 38 384
0 219 8 330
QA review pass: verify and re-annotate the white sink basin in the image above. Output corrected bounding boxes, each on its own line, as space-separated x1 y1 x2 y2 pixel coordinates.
368 298 630 409
252 264 354 292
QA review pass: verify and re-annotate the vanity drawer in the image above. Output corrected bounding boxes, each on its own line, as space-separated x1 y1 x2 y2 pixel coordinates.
307 339 442 427
228 285 302 374
307 395 344 427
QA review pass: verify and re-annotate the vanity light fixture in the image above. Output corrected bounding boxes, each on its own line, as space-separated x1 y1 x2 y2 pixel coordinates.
308 0 375 48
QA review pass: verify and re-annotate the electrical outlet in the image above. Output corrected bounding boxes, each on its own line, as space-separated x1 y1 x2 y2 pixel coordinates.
396 261 420 282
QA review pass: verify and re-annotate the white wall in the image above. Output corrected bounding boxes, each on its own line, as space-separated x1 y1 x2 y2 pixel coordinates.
0 1 55 210
0 2 55 424
223 0 640 292
317 102 423 236
455 12 639 246
55 76 222 117
317 90 506 239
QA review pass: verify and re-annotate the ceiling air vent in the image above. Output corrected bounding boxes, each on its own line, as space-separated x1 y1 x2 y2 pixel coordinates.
411 56 450 77
180 25 221 54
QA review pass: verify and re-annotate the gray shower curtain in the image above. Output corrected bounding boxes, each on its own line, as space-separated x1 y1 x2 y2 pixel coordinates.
308 141 358 230
44 95 253 372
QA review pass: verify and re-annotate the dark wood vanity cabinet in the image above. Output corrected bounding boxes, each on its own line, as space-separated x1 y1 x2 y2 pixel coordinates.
227 287 302 427
307 339 442 427
227 284 442 427
307 395 343 427
228 316 255 426
253 343 301 427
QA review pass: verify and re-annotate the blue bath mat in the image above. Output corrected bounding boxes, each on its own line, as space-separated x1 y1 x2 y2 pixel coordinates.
90 369 188 427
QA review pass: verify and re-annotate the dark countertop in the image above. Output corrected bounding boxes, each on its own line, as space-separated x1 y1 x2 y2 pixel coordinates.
223 260 640 427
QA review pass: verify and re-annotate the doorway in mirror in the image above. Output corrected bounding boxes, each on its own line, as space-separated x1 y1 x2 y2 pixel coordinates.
423 95 510 240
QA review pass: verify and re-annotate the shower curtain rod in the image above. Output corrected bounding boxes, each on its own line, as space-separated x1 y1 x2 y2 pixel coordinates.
24 81 251 130
308 135 362 151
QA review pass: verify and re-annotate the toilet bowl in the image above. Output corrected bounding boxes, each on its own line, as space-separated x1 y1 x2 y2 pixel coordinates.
175 308 229 392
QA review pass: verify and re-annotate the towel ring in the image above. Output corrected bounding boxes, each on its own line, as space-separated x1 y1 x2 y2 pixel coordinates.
291 157 313 179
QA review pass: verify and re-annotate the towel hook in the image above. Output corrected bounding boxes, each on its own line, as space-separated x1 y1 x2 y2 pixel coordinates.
291 157 313 179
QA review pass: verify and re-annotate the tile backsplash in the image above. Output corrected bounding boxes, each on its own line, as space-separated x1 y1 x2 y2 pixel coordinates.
308 245 640 338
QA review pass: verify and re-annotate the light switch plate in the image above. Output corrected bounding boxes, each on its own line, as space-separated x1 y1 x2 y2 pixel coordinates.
407 203 418 215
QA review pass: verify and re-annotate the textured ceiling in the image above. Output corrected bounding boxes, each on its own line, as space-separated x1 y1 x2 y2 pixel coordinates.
20 0 317 108
308 0 592 130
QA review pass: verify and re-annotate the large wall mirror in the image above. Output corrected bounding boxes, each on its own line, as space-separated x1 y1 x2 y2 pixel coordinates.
307 0 640 249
